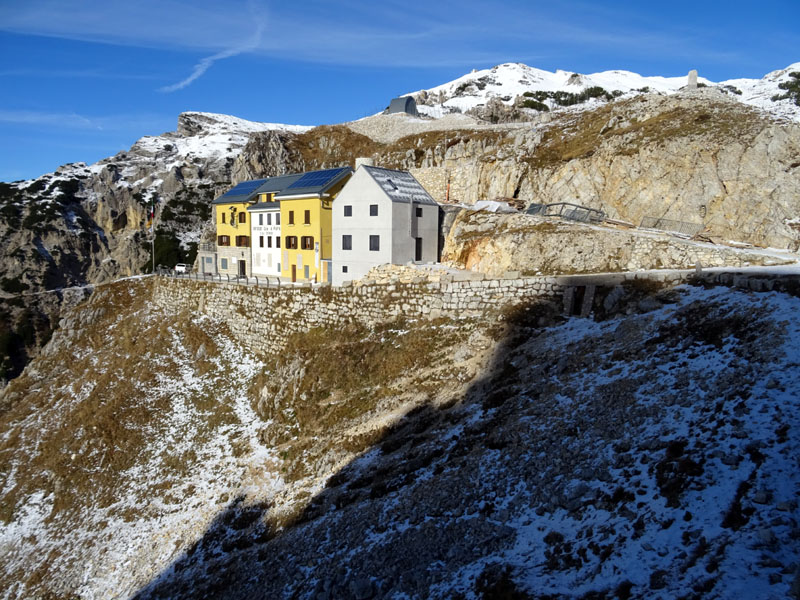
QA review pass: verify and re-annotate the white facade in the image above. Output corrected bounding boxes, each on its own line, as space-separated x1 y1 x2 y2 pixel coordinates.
332 166 439 286
249 204 282 277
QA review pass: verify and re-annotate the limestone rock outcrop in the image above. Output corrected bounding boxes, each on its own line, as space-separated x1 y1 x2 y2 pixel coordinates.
441 210 791 277
348 92 800 250
230 130 305 183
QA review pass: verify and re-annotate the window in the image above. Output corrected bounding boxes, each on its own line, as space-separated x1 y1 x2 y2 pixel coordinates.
217 235 230 246
301 236 314 250
369 204 378 216
238 212 246 224
259 236 264 248
259 214 263 226
288 210 294 225
235 235 250 247
342 265 348 273
369 235 380 251
266 213 271 226
416 207 423 217
342 235 352 250
343 205 352 217
285 236 298 249
204 257 213 264
276 236 281 248
267 236 272 248
304 209 311 224
221 212 226 224
220 258 228 270
304 265 310 279
277 262 281 273
276 213 281 225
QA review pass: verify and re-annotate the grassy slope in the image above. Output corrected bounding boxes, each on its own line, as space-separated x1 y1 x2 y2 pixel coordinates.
134 282 800 600
0 278 492 598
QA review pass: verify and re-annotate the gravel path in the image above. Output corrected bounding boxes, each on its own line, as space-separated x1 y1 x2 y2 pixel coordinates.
344 112 537 144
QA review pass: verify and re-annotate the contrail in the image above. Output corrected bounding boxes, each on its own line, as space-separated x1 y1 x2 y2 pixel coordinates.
159 18 264 93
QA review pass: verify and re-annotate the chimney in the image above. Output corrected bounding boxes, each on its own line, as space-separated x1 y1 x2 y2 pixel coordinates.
355 157 375 170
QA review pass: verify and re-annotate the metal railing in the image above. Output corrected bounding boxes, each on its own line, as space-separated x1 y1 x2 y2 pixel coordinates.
198 242 215 252
639 217 704 237
154 266 330 289
526 202 606 224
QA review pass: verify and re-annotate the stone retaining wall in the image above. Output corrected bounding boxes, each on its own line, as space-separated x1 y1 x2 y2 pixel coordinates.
151 268 699 358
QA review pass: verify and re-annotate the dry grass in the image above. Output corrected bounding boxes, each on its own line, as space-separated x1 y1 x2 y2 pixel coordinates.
287 125 383 169
527 97 769 169
0 278 244 524
287 124 510 171
252 316 479 481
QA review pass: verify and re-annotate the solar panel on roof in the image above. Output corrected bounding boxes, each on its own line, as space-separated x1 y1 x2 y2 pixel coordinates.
224 180 264 196
286 168 346 190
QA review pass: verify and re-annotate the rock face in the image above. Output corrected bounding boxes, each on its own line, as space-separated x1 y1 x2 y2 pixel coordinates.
0 112 310 296
441 210 792 277
230 130 305 182
343 91 800 251
0 113 310 382
522 93 800 251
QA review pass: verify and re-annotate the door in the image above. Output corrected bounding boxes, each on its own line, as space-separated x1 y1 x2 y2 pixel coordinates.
415 237 423 261
291 265 297 282
238 260 246 278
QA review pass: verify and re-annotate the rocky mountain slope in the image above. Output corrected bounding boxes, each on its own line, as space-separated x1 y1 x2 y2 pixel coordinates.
409 61 800 122
0 113 309 381
0 276 798 599
2 63 799 384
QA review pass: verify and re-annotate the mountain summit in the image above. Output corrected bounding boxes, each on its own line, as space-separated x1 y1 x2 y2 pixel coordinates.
408 62 800 122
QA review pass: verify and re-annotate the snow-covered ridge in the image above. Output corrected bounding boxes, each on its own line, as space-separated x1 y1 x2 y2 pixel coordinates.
409 61 800 121
9 112 314 188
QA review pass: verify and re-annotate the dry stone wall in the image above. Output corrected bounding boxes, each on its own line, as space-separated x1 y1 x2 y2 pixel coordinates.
151 268 697 359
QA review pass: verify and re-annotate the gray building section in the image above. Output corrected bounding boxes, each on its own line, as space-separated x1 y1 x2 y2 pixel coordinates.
216 245 252 278
388 96 418 116
332 165 439 286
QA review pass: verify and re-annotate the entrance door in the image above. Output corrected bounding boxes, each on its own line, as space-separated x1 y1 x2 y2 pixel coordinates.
291 265 297 282
415 237 423 261
238 260 246 278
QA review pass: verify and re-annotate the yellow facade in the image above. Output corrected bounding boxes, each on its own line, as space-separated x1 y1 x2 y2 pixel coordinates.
279 180 346 282
215 202 251 241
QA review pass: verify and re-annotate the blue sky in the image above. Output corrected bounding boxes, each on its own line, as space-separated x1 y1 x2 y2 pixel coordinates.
0 0 797 182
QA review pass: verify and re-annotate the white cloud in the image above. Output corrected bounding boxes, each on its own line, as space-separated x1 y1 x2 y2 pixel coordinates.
0 110 97 129
0 109 172 133
0 0 774 72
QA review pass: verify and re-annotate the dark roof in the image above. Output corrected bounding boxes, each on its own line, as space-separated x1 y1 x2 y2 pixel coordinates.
213 169 351 205
362 166 438 206
275 167 353 199
388 96 418 116
253 173 303 194
247 201 280 211
213 179 268 204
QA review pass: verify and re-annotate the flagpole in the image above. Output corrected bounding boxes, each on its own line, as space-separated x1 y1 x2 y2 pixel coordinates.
150 199 155 273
